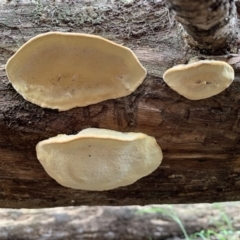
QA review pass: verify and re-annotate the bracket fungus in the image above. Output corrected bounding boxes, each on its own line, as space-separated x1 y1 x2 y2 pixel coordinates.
6 32 146 111
163 60 234 100
36 128 162 191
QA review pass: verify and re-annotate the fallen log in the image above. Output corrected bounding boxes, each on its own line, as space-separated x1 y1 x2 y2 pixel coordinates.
0 204 240 240
1 0 240 208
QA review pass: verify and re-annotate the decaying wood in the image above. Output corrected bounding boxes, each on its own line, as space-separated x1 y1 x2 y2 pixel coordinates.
1 0 240 208
165 0 237 53
1 203 240 240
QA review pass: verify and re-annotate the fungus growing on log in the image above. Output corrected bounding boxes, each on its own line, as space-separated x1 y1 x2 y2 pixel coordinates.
163 60 234 100
6 32 146 111
36 128 162 191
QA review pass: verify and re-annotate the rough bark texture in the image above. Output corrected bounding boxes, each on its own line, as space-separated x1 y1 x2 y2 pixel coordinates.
1 204 240 240
1 0 240 208
165 0 237 53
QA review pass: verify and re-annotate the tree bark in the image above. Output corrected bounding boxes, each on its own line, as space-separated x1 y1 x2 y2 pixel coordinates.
164 0 237 53
1 0 240 208
1 204 240 240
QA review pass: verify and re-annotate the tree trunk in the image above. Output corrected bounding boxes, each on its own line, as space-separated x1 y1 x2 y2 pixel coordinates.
1 0 240 208
1 203 240 240
165 0 237 53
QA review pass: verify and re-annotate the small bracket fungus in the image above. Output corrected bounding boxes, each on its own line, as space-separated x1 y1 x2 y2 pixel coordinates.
163 60 234 100
6 32 147 111
36 128 162 191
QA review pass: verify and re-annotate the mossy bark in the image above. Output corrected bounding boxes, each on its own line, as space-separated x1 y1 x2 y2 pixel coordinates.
1 0 240 208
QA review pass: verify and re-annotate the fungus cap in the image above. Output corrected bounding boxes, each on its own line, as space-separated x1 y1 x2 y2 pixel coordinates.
36 128 162 191
6 32 147 111
163 60 234 100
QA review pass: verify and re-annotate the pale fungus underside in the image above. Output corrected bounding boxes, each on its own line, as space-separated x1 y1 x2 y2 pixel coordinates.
163 60 234 100
6 32 147 111
9 33 234 194
36 128 163 191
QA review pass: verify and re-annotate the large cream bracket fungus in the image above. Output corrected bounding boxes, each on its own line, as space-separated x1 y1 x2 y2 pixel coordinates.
6 32 147 111
36 128 163 191
163 60 234 100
